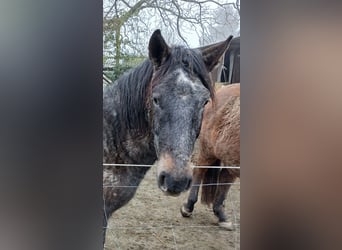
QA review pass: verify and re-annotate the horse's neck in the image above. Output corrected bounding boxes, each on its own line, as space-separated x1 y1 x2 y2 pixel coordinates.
103 83 156 165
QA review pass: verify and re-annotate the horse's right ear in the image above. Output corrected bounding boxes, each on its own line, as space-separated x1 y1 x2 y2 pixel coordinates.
197 35 234 72
148 29 170 68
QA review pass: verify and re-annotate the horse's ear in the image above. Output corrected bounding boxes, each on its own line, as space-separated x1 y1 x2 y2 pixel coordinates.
198 35 234 72
148 29 170 67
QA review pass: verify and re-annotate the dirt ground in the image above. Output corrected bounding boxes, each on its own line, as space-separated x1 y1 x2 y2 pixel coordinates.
104 167 240 250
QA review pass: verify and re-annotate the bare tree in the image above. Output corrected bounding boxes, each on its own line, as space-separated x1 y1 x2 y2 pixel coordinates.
103 0 240 78
199 3 240 46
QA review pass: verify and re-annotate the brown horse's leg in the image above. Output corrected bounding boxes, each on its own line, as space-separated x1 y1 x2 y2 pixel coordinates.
212 169 236 230
180 168 206 217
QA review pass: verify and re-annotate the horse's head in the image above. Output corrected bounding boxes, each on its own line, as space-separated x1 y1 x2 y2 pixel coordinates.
148 30 233 196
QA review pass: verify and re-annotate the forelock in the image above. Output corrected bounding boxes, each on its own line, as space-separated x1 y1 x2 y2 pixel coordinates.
151 46 215 99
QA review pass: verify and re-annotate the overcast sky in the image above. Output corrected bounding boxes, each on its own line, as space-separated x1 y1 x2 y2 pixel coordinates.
172 0 239 47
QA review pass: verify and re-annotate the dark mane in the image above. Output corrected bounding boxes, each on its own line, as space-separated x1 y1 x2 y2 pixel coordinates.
104 45 214 141
116 60 153 135
103 60 153 141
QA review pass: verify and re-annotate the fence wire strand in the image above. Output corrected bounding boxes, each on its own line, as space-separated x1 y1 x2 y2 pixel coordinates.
103 163 240 249
103 163 240 169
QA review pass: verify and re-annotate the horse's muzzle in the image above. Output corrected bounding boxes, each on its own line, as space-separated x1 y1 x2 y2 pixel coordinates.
156 153 193 195
158 171 192 196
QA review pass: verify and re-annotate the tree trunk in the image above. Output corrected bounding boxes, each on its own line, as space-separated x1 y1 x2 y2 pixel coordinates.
115 25 121 67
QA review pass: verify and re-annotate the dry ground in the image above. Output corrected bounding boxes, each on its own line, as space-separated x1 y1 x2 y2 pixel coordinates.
104 167 240 250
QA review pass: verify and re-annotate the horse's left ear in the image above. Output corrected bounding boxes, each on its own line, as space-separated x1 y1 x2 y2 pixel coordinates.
148 29 170 68
198 35 234 72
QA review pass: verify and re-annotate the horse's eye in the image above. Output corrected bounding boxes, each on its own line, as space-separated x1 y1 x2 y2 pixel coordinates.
182 59 189 68
204 100 209 106
153 97 159 106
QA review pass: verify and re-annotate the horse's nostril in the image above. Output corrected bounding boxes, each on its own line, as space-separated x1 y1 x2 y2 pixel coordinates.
158 172 168 192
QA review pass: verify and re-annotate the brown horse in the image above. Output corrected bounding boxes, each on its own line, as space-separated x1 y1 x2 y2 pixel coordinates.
180 83 240 229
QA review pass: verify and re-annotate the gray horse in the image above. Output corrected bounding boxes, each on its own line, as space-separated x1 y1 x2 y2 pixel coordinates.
103 29 233 244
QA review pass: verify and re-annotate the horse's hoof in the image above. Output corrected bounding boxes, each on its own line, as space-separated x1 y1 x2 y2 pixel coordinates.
218 221 234 230
180 205 192 217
